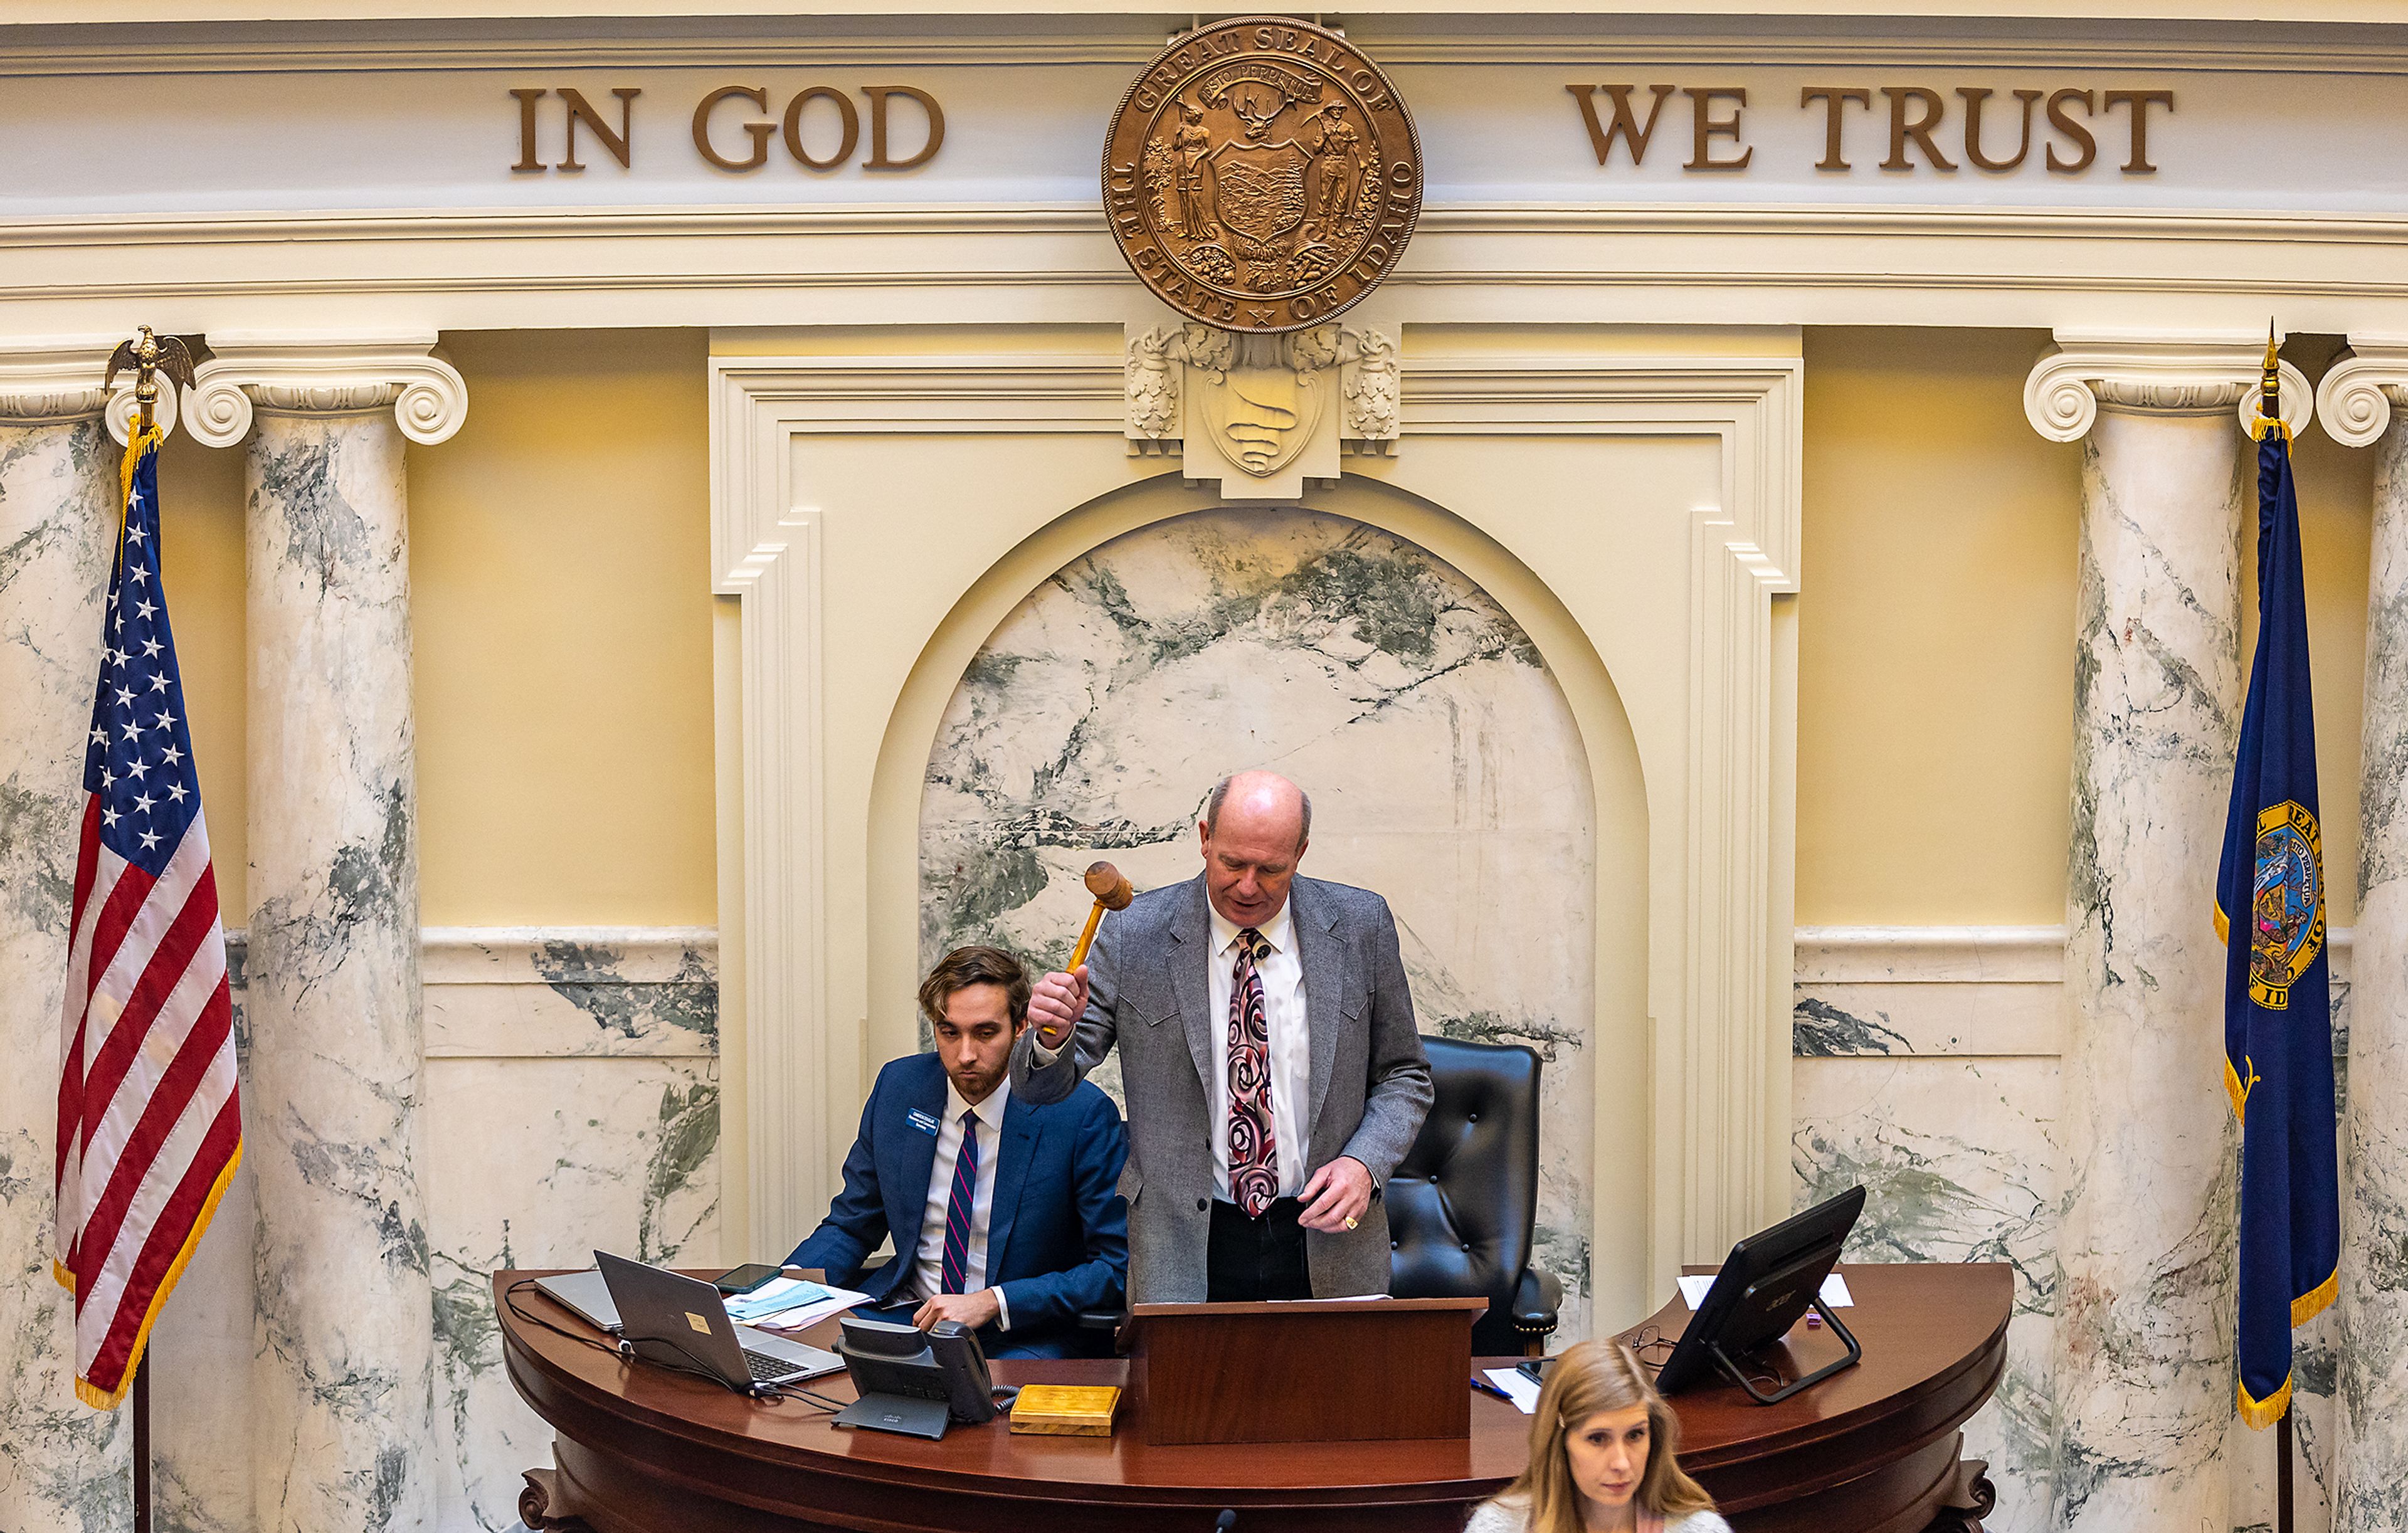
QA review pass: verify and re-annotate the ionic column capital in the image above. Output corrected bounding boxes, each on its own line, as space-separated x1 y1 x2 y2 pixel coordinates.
0 334 181 443
2313 336 2408 447
184 330 467 448
2024 329 2311 443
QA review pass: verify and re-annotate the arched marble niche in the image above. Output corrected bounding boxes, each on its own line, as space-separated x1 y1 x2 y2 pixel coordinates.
919 505 1598 1337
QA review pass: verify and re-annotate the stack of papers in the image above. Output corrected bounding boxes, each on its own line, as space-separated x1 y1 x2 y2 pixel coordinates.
1675 1272 1855 1310
1481 1367 1543 1414
723 1277 870 1332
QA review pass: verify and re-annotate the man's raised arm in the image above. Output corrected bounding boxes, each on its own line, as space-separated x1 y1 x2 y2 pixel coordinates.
1010 918 1121 1104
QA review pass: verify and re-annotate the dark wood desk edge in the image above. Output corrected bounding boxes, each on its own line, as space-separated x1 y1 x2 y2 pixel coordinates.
1656 1263 2014 1469
1701 1342 2009 1514
495 1263 2012 1523
1130 1295 1491 1319
496 1277 1521 1509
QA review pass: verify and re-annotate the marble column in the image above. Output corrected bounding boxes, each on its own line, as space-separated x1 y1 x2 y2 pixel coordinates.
2024 335 2308 1533
0 344 151 1532
186 336 465 1533
2318 345 2408 1533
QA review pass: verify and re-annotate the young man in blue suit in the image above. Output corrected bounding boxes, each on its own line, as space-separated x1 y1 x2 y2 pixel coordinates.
784 945 1128 1359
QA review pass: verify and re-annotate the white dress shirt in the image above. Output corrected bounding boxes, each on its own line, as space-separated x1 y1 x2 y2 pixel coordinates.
1208 900 1310 1202
909 1077 1011 1328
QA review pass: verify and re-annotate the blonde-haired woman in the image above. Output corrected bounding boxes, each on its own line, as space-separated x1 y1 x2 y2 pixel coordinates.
1465 1341 1731 1533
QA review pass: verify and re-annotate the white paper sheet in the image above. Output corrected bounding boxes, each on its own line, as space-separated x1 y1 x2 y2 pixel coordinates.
1676 1272 1854 1310
724 1277 872 1331
1482 1367 1541 1414
747 1291 871 1332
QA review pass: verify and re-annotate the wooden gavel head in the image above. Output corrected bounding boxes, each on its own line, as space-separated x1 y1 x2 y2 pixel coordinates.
1084 861 1135 911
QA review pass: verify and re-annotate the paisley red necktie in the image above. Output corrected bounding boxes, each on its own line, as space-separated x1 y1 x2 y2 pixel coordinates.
1227 927 1279 1218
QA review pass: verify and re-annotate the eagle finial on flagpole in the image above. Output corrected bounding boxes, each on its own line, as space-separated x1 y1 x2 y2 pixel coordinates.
104 327 196 438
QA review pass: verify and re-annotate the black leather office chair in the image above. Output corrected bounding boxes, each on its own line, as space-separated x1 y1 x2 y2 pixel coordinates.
1387 1035 1561 1356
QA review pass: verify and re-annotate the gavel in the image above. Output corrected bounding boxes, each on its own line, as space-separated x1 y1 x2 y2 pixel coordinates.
1069 860 1135 970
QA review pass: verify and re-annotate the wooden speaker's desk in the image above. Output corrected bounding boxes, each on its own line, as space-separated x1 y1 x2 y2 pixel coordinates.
497 1263 2010 1533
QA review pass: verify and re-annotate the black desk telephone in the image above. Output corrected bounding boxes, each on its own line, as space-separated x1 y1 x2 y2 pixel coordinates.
831 1312 1015 1440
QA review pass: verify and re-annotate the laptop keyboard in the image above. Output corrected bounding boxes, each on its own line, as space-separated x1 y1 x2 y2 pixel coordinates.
742 1350 797 1381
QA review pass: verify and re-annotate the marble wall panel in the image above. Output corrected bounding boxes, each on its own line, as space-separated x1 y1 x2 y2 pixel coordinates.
1795 1054 2064 1533
418 930 723 1533
139 929 719 1533
38 898 2362 1533
1793 935 2354 1533
145 1154 259 1533
420 927 718 1058
424 1055 719 1532
0 416 132 1533
918 508 1600 1334
2340 409 2408 1533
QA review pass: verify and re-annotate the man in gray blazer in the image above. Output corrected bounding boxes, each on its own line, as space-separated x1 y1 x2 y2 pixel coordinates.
1012 770 1433 1303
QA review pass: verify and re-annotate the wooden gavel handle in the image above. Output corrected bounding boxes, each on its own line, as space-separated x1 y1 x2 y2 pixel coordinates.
1069 902 1106 970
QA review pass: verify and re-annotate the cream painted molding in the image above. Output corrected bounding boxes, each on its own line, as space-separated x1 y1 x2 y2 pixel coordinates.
21 23 2408 76
223 924 719 979
714 357 1072 1253
24 206 2408 335
710 340 1800 1277
709 348 1130 1251
0 333 180 445
2315 336 2408 446
2024 329 2313 443
1794 925 2067 985
184 329 468 446
1792 923 2352 982
30 203 2408 253
13 8 2408 65
1403 354 1802 587
1405 346 1802 1262
414 925 719 985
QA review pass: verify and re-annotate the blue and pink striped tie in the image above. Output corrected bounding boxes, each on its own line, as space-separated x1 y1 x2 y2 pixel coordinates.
940 1109 979 1293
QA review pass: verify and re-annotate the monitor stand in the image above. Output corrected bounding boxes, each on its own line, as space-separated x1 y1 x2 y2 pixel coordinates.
833 1391 950 1440
1708 1296 1864 1406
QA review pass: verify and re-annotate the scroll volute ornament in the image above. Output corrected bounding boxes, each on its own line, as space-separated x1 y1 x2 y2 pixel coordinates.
1104 16 1422 333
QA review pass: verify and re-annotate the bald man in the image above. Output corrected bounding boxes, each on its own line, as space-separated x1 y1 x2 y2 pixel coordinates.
1012 771 1432 1304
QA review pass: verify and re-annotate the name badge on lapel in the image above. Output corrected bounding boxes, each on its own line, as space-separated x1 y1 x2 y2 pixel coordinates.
906 1109 941 1137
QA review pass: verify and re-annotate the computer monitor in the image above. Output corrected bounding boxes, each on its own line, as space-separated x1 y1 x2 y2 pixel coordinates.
1652 1185 1867 1404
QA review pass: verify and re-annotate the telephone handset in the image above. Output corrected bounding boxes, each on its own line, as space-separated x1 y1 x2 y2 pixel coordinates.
921 1319 998 1420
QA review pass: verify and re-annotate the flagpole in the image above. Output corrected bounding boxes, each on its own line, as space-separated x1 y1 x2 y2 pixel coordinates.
98 326 192 1533
2257 320 2295 1533
2276 1405 2294 1533
134 1367 152 1530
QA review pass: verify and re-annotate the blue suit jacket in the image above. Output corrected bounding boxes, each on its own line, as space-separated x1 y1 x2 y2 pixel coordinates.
783 1051 1128 1353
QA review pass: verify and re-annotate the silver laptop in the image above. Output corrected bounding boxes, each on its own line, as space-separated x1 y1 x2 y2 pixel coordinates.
593 1251 840 1394
533 1268 621 1333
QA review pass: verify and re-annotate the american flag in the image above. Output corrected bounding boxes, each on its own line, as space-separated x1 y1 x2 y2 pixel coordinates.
52 428 242 1409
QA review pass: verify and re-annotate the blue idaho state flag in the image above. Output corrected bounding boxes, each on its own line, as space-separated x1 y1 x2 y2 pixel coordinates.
2212 419 2342 1429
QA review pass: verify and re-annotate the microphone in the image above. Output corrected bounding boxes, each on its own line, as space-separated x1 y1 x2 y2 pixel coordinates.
1215 1513 1237 1531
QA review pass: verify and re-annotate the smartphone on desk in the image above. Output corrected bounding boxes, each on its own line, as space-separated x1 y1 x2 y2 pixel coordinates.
712 1263 784 1297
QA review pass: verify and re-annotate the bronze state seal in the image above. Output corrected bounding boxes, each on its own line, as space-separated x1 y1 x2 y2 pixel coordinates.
1103 16 1422 333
